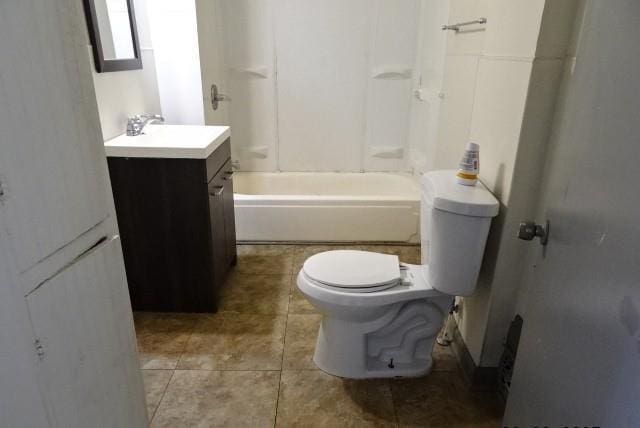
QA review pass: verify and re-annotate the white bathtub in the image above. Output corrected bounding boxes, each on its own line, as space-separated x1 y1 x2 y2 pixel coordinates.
233 172 420 243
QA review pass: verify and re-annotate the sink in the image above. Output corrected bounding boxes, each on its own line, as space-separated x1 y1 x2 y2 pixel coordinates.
104 124 230 159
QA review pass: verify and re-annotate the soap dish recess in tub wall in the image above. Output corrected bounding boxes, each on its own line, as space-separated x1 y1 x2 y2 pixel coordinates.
371 67 412 80
369 146 404 159
243 145 269 159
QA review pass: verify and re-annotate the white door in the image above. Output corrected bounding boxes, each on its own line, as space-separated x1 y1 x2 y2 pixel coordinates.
504 2 640 426
0 0 112 273
0 0 147 426
26 237 147 427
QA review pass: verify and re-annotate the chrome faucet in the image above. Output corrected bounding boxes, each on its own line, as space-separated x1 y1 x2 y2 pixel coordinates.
126 114 165 136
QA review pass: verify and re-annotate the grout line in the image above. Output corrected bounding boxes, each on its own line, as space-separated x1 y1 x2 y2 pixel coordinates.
146 368 322 373
172 369 283 373
173 316 201 371
141 368 179 371
389 379 400 428
163 368 288 372
145 314 202 423
278 368 321 372
238 241 420 246
150 368 176 424
272 273 294 428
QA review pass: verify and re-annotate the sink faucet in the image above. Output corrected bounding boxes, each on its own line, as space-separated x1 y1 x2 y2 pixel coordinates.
126 114 165 136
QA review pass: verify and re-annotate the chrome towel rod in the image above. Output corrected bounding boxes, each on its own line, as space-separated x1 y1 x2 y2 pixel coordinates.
442 17 487 32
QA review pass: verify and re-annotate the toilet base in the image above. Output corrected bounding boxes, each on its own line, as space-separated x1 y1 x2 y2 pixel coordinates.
312 297 452 379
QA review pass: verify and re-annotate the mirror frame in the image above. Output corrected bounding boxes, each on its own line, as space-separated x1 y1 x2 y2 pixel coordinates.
83 0 143 73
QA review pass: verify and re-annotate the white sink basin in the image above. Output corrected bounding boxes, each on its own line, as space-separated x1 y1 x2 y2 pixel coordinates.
104 125 230 159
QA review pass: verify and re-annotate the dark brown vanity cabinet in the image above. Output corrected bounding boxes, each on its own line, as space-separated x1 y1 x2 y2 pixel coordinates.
107 138 236 312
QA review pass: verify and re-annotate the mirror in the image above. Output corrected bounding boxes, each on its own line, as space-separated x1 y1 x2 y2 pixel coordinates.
83 0 142 72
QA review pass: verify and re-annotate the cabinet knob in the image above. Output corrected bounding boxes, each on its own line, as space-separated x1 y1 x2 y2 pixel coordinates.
210 186 224 196
223 170 234 180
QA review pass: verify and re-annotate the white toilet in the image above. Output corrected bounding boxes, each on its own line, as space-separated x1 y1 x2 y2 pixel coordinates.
296 170 499 378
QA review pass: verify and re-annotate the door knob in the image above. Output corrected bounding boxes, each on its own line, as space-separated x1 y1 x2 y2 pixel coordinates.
518 220 549 245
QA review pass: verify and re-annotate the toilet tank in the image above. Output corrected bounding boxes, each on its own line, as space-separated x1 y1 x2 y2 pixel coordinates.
421 170 499 296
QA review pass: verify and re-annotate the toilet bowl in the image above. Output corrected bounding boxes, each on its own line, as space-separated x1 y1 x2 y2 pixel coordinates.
296 170 499 379
297 251 453 378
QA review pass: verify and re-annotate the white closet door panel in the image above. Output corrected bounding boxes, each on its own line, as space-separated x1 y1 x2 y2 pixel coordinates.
0 244 49 426
219 0 277 171
365 0 420 171
275 0 372 172
0 0 111 271
26 236 147 428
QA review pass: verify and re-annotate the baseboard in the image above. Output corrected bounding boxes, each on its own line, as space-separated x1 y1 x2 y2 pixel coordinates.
450 324 498 391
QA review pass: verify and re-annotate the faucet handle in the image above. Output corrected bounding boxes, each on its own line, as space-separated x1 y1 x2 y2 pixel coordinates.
126 114 164 136
126 116 143 136
140 113 164 120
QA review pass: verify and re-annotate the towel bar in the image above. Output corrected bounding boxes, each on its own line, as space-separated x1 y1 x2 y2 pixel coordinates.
442 17 487 32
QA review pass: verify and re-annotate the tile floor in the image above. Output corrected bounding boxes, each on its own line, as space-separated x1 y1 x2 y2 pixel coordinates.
135 244 503 427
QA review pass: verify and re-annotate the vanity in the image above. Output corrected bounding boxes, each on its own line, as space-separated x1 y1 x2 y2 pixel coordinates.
105 125 236 312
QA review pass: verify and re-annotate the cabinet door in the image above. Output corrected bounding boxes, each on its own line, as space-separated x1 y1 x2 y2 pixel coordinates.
0 0 112 272
208 174 228 292
26 236 147 428
221 161 237 266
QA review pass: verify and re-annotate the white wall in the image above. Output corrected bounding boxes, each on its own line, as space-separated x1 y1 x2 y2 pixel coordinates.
215 0 278 171
205 0 432 172
90 0 162 141
147 0 205 125
512 0 588 323
431 0 581 366
275 0 373 172
364 0 422 172
407 0 449 173
480 0 583 367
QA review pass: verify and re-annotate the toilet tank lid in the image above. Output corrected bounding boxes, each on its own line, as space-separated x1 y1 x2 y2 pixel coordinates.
422 170 499 218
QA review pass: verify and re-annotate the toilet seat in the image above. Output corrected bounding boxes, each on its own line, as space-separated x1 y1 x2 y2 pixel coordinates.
302 250 401 293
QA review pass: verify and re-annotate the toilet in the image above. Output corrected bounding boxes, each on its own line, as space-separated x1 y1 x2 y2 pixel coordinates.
296 170 499 378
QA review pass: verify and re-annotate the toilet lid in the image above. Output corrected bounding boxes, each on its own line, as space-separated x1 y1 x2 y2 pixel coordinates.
303 250 401 291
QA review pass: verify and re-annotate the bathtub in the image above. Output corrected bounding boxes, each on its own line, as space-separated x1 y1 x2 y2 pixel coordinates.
233 172 420 243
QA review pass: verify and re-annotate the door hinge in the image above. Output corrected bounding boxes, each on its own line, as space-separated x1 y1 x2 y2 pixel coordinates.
34 339 45 360
0 178 6 202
